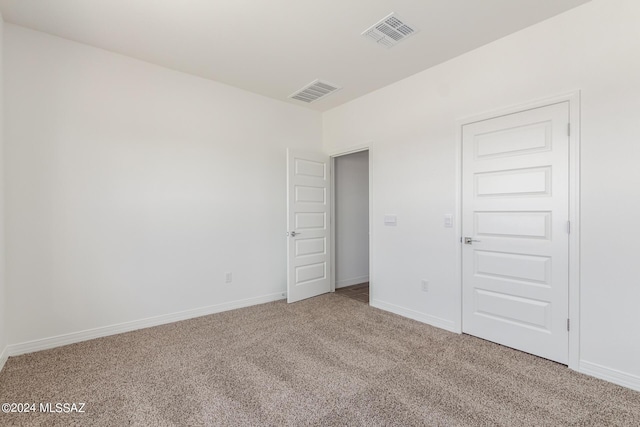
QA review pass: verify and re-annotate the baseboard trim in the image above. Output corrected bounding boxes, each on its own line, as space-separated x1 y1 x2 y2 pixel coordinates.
370 299 457 333
336 275 370 289
579 360 640 392
0 345 9 372
7 292 285 357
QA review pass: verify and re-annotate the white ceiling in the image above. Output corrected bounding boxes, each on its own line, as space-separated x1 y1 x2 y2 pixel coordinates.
0 0 591 111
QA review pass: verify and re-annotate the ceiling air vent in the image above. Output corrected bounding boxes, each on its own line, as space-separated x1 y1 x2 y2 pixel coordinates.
289 79 341 103
362 13 419 48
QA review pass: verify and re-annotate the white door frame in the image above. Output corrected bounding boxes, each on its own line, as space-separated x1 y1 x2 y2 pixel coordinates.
455 91 581 370
329 145 373 297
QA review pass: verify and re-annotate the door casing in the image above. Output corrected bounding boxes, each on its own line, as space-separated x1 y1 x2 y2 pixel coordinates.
456 91 581 370
329 145 373 298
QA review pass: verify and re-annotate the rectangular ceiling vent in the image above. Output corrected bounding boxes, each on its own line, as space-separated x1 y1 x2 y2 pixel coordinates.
362 13 419 49
289 79 341 103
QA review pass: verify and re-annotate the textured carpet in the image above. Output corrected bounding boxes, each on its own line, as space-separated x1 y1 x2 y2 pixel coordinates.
0 294 639 426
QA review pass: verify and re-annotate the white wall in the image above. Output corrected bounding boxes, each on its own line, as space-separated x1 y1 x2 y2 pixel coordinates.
334 150 369 288
324 0 640 390
4 25 322 346
0 12 6 366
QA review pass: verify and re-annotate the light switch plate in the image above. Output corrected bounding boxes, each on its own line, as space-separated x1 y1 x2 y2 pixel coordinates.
384 215 397 226
444 214 454 228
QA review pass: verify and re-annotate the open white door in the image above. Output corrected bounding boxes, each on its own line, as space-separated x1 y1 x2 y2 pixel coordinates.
286 149 331 303
462 102 570 364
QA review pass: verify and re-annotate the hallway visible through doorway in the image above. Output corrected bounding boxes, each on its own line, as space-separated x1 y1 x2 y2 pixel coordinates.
335 282 369 304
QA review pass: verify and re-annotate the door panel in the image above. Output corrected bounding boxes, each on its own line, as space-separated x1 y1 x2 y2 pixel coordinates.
462 102 569 364
474 289 551 330
474 250 551 285
295 238 326 257
287 149 331 303
474 211 551 239
475 167 551 197
475 121 551 158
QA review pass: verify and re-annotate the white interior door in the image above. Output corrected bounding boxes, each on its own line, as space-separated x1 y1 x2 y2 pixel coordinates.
462 102 570 364
286 149 331 303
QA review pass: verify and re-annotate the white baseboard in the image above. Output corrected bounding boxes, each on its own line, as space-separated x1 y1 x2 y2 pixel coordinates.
0 345 8 372
7 292 285 357
579 360 640 392
370 299 457 333
336 275 370 289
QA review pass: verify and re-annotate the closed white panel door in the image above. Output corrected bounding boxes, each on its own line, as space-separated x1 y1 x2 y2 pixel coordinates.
287 149 331 303
462 102 570 364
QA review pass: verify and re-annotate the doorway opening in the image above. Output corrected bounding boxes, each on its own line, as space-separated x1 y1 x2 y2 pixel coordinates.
332 150 370 304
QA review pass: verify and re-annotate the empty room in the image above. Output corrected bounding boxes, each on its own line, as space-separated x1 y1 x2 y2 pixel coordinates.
0 0 639 425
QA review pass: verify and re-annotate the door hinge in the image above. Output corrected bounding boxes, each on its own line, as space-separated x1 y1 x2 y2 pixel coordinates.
566 221 571 234
567 318 570 332
567 123 571 137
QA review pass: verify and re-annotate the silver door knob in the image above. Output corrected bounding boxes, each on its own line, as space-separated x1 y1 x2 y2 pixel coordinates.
290 231 301 237
464 237 481 244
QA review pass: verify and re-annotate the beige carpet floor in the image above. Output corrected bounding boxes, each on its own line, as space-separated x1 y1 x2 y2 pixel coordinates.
0 294 639 426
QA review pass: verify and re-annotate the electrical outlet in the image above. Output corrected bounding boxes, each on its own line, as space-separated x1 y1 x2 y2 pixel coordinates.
225 272 233 283
421 280 429 292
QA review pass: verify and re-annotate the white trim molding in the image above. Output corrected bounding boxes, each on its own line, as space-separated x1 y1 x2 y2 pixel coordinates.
329 144 374 298
336 275 370 289
371 299 457 333
0 346 9 372
6 292 285 357
327 143 371 158
579 361 640 392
